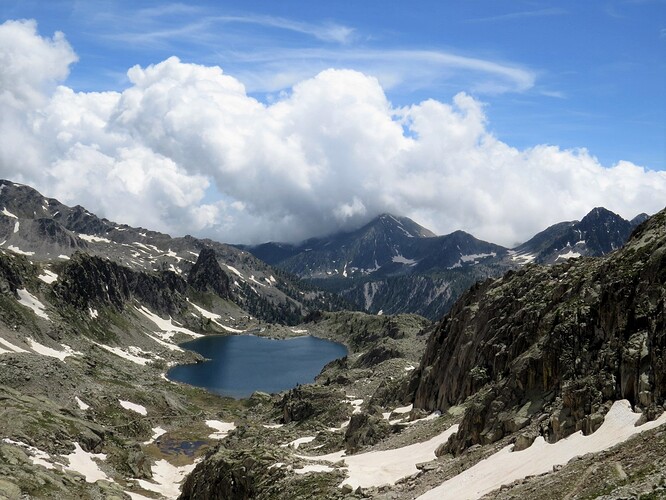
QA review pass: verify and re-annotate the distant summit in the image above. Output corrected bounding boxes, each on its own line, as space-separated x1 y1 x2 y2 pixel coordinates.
511 207 639 264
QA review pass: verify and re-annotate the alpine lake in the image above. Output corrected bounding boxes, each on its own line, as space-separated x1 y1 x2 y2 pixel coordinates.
167 334 347 398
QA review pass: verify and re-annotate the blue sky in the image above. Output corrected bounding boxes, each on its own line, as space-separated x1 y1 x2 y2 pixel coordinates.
1 1 665 244
3 0 664 170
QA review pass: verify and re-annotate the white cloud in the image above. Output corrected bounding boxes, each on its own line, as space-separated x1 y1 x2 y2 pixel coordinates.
1 20 665 246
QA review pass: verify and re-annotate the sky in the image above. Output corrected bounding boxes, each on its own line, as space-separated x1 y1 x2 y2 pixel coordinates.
0 0 664 246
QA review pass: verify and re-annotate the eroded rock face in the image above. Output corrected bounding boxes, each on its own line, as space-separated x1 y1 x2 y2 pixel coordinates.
187 248 231 299
410 209 666 454
53 252 187 315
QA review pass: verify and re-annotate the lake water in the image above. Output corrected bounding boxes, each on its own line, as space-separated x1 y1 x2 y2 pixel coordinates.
167 334 347 398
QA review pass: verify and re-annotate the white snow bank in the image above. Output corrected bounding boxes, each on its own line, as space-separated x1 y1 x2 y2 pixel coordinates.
263 423 284 429
189 301 245 333
27 339 80 361
298 424 459 489
137 459 199 499
225 264 243 278
2 438 54 470
64 442 109 483
14 221 19 233
93 341 153 365
205 420 236 439
392 255 418 265
75 396 90 411
281 436 316 449
189 301 221 320
119 399 148 416
7 245 35 256
38 269 58 284
1 207 17 218
16 289 49 319
393 404 413 414
135 306 202 339
418 400 666 500
143 426 167 444
0 337 28 353
58 254 70 260
556 250 582 261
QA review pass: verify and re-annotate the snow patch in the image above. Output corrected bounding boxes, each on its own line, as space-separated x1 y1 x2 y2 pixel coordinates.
119 399 147 416
0 337 28 353
7 245 34 256
58 254 70 260
298 424 459 489
64 442 109 483
205 420 236 439
2 207 17 218
418 400 666 499
281 436 316 449
2 438 55 470
392 254 418 265
136 459 199 499
94 341 153 365
136 305 202 339
16 289 49 319
557 250 582 260
28 339 80 361
143 426 167 444
89 308 99 319
13 220 19 233
225 264 243 278
38 269 58 284
75 396 90 410
78 233 112 244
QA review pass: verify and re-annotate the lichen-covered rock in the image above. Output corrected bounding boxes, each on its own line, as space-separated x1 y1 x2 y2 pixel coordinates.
344 411 392 452
410 208 666 454
279 385 349 426
178 447 284 500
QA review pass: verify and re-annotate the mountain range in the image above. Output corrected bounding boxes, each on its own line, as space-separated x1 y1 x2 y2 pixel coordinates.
243 206 648 319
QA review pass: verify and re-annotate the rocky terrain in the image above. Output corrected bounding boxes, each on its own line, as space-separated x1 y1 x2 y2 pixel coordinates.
1 178 664 500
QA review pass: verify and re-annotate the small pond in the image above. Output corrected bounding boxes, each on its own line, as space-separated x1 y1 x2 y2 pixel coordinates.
167 334 347 398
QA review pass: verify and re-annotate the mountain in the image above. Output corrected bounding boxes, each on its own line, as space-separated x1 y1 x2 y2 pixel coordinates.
249 214 437 278
0 180 348 324
510 207 640 264
246 208 644 320
409 206 666 456
245 214 511 319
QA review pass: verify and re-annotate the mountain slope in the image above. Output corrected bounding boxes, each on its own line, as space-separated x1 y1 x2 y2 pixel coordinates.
511 207 639 264
410 206 666 455
0 180 347 324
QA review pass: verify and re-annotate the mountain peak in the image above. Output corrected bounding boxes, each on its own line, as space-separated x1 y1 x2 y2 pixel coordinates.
367 213 436 239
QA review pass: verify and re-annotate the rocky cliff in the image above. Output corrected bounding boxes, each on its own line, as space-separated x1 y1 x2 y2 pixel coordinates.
410 207 666 454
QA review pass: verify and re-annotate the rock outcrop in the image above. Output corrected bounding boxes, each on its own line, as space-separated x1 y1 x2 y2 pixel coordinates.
53 252 187 315
410 208 666 454
187 248 231 299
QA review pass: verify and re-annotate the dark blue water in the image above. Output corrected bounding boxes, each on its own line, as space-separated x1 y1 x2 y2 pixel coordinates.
167 335 347 398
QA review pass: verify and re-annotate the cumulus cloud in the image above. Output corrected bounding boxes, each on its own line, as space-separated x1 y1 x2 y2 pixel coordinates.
1 19 665 246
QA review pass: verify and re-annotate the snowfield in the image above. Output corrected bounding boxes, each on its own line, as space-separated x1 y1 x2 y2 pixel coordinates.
418 400 666 499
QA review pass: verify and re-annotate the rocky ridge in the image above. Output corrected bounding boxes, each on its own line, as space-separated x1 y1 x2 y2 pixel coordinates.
410 206 666 456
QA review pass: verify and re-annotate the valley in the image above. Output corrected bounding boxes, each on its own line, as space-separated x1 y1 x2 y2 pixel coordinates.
0 179 664 499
